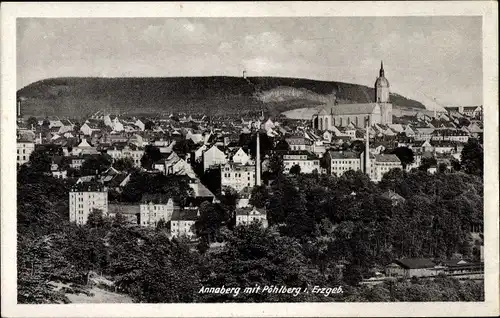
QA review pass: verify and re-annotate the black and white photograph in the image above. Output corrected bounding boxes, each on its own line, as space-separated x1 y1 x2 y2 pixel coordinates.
1 2 498 317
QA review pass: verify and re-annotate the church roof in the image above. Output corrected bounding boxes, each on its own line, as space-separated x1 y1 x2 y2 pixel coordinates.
319 103 379 116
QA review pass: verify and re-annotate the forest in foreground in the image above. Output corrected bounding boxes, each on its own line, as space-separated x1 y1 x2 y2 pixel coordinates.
17 155 484 303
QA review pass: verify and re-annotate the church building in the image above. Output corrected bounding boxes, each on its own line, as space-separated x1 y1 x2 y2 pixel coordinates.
313 62 393 129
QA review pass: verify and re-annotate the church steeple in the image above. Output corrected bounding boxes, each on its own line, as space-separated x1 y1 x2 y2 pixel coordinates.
379 60 385 77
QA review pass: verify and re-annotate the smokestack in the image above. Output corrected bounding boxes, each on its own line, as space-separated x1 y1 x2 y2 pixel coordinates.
255 129 261 186
365 116 370 176
243 70 247 79
17 100 21 118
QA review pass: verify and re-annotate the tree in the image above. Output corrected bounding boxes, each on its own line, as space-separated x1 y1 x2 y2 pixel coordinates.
73 122 81 133
27 116 38 128
450 158 461 172
249 185 270 209
350 140 365 154
275 139 290 151
268 152 284 178
144 121 154 130
458 117 471 127
199 224 316 302
113 157 134 172
86 209 104 228
140 145 162 169
289 164 301 175
156 218 167 230
460 138 483 176
194 202 229 243
438 163 448 173
28 150 52 172
113 212 127 228
392 147 414 170
419 156 437 171
80 154 112 175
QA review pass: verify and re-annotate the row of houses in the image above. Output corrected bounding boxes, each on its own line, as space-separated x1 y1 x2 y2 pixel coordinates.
69 182 267 239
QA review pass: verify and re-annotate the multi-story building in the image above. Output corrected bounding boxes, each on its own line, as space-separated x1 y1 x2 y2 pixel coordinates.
221 162 256 192
139 197 177 227
106 143 144 167
203 145 227 171
170 209 198 239
235 207 268 228
281 150 320 174
371 154 403 182
285 136 313 151
431 129 469 143
323 150 361 176
16 139 35 166
69 183 108 225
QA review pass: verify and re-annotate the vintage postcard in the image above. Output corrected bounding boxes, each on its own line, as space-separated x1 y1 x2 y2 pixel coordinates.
1 1 498 317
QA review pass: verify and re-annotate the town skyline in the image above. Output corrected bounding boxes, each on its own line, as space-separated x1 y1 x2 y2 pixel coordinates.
17 17 482 109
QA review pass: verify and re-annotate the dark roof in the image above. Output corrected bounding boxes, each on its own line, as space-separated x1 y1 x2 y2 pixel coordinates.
141 193 173 204
374 154 401 163
392 258 436 269
326 150 359 159
171 209 198 221
108 203 140 215
279 150 319 160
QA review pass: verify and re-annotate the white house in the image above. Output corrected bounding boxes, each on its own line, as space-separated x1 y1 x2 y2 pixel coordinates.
140 197 176 227
236 207 268 228
231 147 251 165
203 145 227 171
69 184 108 225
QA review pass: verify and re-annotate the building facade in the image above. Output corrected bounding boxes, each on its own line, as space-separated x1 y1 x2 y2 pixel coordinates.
170 209 198 239
69 185 108 225
17 140 35 166
203 145 227 171
282 151 320 174
324 150 361 176
221 163 256 192
235 207 268 228
139 198 176 227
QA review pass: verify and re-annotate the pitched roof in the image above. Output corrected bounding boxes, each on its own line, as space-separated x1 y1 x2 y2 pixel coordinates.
108 203 140 215
319 103 379 116
171 208 198 221
374 154 401 163
327 150 359 159
392 258 436 269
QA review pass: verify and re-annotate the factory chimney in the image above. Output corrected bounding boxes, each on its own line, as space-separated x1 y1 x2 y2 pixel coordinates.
364 116 371 176
17 99 21 118
255 129 261 186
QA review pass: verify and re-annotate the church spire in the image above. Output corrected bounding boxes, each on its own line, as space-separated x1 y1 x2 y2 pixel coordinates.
379 60 385 77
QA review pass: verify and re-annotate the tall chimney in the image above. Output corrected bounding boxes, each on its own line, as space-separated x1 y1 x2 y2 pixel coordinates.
255 129 261 186
17 100 21 118
365 116 370 176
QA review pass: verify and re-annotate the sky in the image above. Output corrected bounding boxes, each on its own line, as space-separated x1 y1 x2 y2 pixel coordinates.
17 17 483 109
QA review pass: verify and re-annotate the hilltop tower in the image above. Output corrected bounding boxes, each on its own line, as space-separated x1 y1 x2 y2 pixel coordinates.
375 61 393 125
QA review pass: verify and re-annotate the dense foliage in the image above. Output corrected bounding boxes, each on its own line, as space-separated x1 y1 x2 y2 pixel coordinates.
17 157 484 303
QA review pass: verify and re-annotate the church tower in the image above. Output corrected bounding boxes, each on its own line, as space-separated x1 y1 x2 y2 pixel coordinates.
374 61 392 124
375 61 390 103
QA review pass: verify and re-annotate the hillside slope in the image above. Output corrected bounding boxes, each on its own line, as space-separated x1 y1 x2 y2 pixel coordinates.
17 76 425 118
